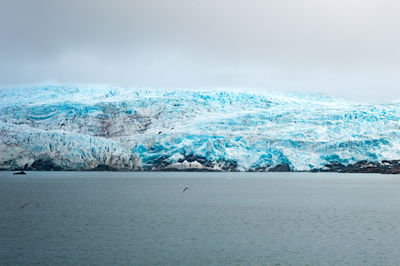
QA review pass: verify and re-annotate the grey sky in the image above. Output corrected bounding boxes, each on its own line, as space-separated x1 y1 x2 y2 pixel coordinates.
1 0 399 101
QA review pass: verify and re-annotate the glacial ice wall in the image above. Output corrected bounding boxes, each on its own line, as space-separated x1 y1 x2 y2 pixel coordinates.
1 86 400 171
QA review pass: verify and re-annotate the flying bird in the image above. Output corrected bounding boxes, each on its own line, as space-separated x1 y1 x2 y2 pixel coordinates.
19 202 31 208
183 187 189 193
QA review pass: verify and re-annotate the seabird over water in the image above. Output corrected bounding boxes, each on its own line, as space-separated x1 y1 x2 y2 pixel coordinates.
20 202 30 208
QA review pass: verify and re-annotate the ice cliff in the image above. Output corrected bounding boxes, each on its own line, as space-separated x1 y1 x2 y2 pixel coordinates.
1 86 400 172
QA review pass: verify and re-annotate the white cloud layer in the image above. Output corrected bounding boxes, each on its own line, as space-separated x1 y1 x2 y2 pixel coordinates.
1 0 400 101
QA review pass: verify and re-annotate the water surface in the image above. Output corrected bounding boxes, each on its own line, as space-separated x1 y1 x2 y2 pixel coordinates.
1 172 400 265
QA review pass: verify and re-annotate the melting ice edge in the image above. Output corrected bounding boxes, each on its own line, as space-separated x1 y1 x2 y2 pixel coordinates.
1 86 400 173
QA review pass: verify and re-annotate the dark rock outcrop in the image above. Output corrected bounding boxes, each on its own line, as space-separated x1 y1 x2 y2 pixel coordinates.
13 171 26 175
5 155 400 173
314 160 400 174
143 154 238 171
89 164 118 171
254 164 292 172
269 164 291 172
28 160 63 171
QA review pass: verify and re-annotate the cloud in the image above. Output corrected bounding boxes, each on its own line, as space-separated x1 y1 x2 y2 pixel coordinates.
1 0 400 101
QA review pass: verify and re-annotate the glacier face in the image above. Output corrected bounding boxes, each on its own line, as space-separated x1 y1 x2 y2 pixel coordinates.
1 86 400 171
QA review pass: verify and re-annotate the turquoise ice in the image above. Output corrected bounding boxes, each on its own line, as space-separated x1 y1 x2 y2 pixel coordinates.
1 86 400 170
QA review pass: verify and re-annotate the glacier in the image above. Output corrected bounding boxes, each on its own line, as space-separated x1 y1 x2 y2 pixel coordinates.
1 85 400 172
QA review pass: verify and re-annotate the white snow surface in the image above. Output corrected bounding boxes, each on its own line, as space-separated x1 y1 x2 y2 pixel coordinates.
1 86 400 171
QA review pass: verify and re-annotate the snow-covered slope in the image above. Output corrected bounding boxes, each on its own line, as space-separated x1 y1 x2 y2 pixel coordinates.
1 86 400 171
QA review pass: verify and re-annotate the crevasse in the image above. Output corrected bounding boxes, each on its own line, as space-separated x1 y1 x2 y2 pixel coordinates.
1 86 400 171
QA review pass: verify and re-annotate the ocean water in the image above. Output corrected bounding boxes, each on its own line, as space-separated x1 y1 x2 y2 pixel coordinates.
1 172 400 265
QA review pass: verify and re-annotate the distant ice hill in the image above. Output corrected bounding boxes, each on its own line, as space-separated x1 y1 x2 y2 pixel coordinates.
1 86 400 173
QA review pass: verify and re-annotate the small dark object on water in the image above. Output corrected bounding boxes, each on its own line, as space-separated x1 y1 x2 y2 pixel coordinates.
20 202 30 208
158 131 162 135
183 187 189 193
13 171 26 175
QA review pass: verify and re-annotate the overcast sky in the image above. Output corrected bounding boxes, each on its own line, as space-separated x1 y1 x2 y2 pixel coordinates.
1 0 400 101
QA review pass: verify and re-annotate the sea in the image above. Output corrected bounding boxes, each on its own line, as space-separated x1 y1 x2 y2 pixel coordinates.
1 171 400 265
